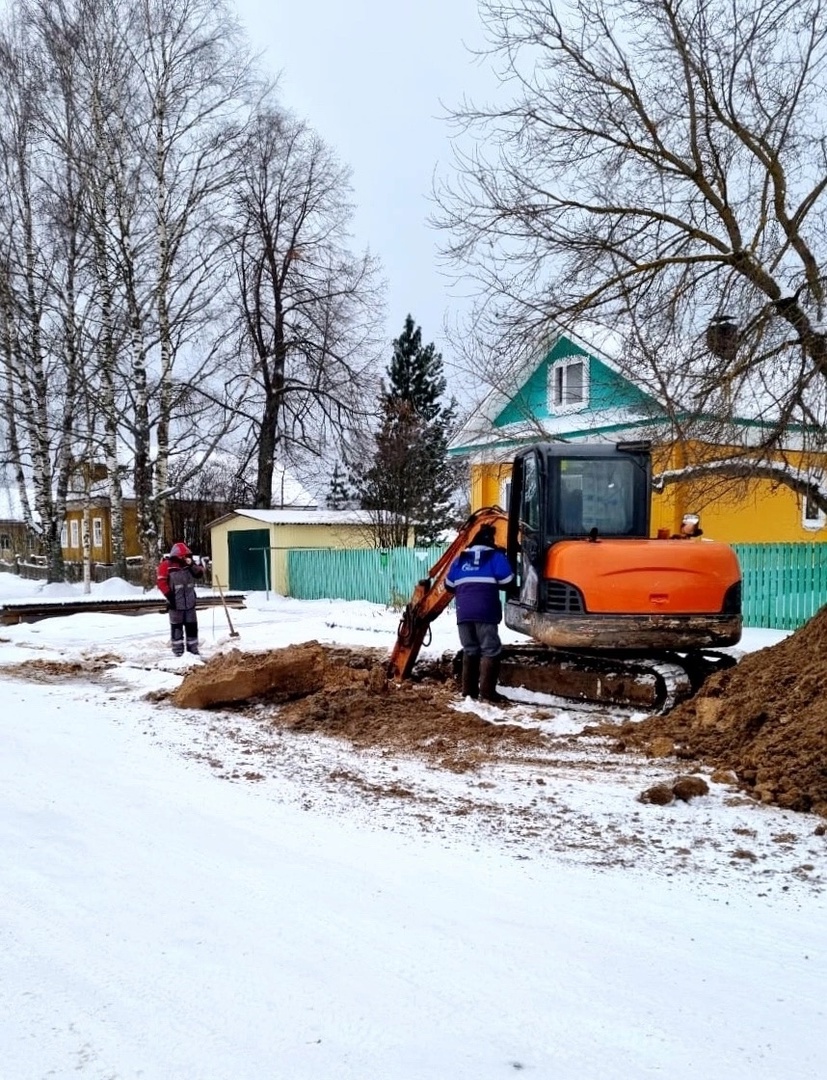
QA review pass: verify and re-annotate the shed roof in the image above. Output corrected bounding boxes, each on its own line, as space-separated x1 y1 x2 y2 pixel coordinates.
209 508 376 528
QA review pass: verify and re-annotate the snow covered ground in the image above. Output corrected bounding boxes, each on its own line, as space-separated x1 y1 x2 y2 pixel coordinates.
0 572 824 1080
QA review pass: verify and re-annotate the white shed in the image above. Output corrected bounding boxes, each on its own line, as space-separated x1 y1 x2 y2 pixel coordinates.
208 508 412 593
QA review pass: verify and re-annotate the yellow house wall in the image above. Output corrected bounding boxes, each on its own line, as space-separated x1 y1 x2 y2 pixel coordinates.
62 503 142 562
62 507 106 560
209 517 384 596
472 463 513 511
652 442 827 543
61 503 197 564
651 476 826 543
470 451 827 544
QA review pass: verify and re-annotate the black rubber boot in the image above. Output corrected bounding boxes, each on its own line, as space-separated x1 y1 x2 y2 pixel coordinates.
461 653 480 699
480 654 506 703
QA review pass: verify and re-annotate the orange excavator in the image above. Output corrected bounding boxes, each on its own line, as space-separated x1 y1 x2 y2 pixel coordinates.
388 441 742 711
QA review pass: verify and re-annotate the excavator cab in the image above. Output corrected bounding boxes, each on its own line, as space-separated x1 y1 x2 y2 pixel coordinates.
506 442 651 606
504 441 742 652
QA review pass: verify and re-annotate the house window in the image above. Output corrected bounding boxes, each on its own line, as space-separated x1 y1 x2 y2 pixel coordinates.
70 520 79 548
803 486 825 531
0 533 10 551
549 357 588 412
61 523 68 547
93 517 103 548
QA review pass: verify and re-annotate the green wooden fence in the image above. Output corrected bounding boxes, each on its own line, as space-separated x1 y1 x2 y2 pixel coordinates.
287 543 827 630
287 546 448 608
733 543 827 630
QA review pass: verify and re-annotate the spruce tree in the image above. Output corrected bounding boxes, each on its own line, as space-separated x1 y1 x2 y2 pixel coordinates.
353 315 463 546
325 462 354 510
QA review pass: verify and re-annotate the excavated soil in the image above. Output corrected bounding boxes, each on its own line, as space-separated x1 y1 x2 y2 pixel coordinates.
7 620 826 819
613 608 827 816
171 641 544 771
0 655 122 680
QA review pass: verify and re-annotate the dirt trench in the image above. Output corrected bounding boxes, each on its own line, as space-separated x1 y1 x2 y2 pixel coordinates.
171 641 544 769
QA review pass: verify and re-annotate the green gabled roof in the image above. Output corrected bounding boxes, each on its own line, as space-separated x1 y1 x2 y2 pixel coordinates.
493 338 657 428
449 331 668 459
450 327 825 461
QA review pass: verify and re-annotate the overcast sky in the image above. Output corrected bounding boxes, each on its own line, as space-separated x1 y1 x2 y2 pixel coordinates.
233 0 496 372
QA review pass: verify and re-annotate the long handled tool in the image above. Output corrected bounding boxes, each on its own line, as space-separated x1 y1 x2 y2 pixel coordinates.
213 574 239 638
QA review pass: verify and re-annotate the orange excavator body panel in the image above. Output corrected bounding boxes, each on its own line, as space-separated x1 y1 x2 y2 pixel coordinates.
544 538 741 614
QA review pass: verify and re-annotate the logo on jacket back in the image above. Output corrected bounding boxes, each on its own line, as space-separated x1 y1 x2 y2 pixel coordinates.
461 548 487 572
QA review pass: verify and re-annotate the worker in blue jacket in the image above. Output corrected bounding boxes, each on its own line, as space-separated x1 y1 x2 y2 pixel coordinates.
445 523 514 702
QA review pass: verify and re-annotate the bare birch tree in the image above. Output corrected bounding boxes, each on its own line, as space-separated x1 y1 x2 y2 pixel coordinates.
0 0 381 582
33 0 253 581
0 12 88 581
119 0 252 574
437 0 827 510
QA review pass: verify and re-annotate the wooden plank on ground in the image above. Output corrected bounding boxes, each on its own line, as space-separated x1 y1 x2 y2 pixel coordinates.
0 594 246 626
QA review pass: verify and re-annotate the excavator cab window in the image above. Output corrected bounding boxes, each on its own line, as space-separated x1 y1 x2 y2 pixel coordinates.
507 444 650 607
520 454 541 534
555 455 647 537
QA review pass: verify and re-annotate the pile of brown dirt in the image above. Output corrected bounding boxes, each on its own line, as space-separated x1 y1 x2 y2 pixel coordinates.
276 678 543 770
172 641 335 708
617 609 827 815
172 641 544 771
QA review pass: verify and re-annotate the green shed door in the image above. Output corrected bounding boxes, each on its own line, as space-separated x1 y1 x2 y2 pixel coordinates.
228 529 270 591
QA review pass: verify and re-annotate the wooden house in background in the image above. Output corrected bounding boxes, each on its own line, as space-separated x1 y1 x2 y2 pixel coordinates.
0 477 38 559
59 461 328 568
60 488 231 564
449 329 827 544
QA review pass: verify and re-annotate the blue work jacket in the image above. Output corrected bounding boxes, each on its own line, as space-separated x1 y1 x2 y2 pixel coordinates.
445 544 514 623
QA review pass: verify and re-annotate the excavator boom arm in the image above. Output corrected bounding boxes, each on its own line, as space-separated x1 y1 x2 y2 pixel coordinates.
387 507 509 680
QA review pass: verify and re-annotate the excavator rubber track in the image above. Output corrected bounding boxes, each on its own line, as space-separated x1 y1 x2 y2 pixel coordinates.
474 645 736 714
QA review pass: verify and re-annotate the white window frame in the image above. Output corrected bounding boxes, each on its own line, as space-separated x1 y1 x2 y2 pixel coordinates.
92 517 103 548
802 485 826 531
70 519 79 548
548 356 588 413
60 523 68 547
